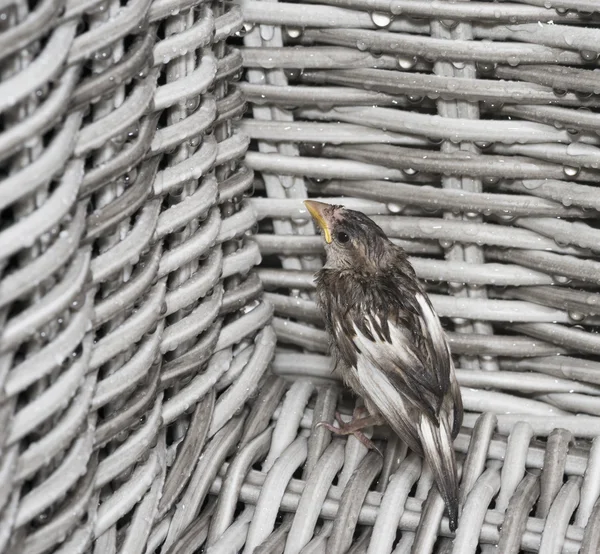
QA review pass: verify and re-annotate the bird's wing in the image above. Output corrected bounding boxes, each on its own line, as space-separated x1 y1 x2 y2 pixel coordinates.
413 292 452 398
349 293 462 530
353 342 424 455
412 291 463 438
347 291 455 444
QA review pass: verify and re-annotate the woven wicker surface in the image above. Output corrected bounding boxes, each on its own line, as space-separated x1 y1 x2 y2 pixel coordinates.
2 0 600 553
0 0 276 552
234 1 600 553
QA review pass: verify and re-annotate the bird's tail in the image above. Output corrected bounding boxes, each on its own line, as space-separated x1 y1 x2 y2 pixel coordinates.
418 409 459 532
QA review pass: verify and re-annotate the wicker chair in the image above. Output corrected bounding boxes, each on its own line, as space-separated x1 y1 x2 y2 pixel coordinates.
1 0 600 552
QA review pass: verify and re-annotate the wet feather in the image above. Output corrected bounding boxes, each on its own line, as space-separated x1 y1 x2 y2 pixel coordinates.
308 201 464 531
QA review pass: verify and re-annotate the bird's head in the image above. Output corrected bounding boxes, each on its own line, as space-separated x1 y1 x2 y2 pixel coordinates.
304 200 395 271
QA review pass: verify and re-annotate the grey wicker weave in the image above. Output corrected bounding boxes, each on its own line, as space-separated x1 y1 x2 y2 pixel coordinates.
0 0 274 552
1 0 600 553
235 1 600 553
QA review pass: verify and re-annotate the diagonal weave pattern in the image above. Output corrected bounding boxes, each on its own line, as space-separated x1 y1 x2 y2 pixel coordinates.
232 1 600 553
0 1 275 552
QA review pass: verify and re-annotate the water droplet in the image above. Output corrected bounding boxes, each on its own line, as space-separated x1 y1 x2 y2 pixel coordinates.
260 24 275 41
236 22 253 37
498 213 515 222
507 55 520 67
553 88 567 97
563 165 580 178
90 1 109 13
137 65 149 79
111 132 127 147
94 46 112 61
475 141 492 150
569 311 585 322
285 26 303 38
449 282 465 293
186 95 200 113
387 202 403 213
398 56 418 70
586 295 599 306
476 61 496 74
122 167 138 185
417 219 438 235
371 11 392 28
482 100 504 112
580 50 598 62
441 19 458 29
356 40 368 52
561 196 573 207
483 176 500 185
127 124 139 139
71 293 85 312
407 94 423 104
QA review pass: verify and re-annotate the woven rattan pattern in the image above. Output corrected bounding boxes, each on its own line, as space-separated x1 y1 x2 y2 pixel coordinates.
2 0 600 553
0 0 277 552
233 1 600 553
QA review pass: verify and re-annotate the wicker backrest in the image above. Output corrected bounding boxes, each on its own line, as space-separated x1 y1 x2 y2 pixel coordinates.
234 1 600 553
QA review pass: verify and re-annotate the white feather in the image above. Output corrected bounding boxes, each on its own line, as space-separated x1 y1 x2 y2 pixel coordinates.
354 317 416 369
415 292 446 346
352 322 417 445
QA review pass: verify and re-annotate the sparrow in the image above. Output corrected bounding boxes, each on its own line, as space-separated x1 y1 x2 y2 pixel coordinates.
304 200 463 532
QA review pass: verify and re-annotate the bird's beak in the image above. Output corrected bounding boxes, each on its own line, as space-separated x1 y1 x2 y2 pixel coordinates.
304 200 333 243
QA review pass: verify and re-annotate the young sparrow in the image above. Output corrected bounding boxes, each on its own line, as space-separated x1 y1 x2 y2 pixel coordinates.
304 200 463 532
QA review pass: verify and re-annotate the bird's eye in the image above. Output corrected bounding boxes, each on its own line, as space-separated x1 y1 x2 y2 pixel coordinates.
336 231 350 243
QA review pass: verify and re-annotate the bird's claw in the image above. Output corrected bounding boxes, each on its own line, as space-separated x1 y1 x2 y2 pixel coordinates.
315 411 383 457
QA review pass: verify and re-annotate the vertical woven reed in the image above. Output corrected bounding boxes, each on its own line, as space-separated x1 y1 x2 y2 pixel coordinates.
0 0 274 552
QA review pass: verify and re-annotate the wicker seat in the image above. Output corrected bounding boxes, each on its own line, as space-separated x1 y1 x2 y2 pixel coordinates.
0 0 599 552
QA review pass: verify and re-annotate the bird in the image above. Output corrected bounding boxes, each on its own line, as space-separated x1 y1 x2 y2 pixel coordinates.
304 199 464 532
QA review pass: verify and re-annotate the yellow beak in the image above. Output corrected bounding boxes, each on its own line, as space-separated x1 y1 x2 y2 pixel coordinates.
303 200 332 243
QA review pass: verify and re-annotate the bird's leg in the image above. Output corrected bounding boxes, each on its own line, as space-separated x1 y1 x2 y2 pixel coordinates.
315 407 385 455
